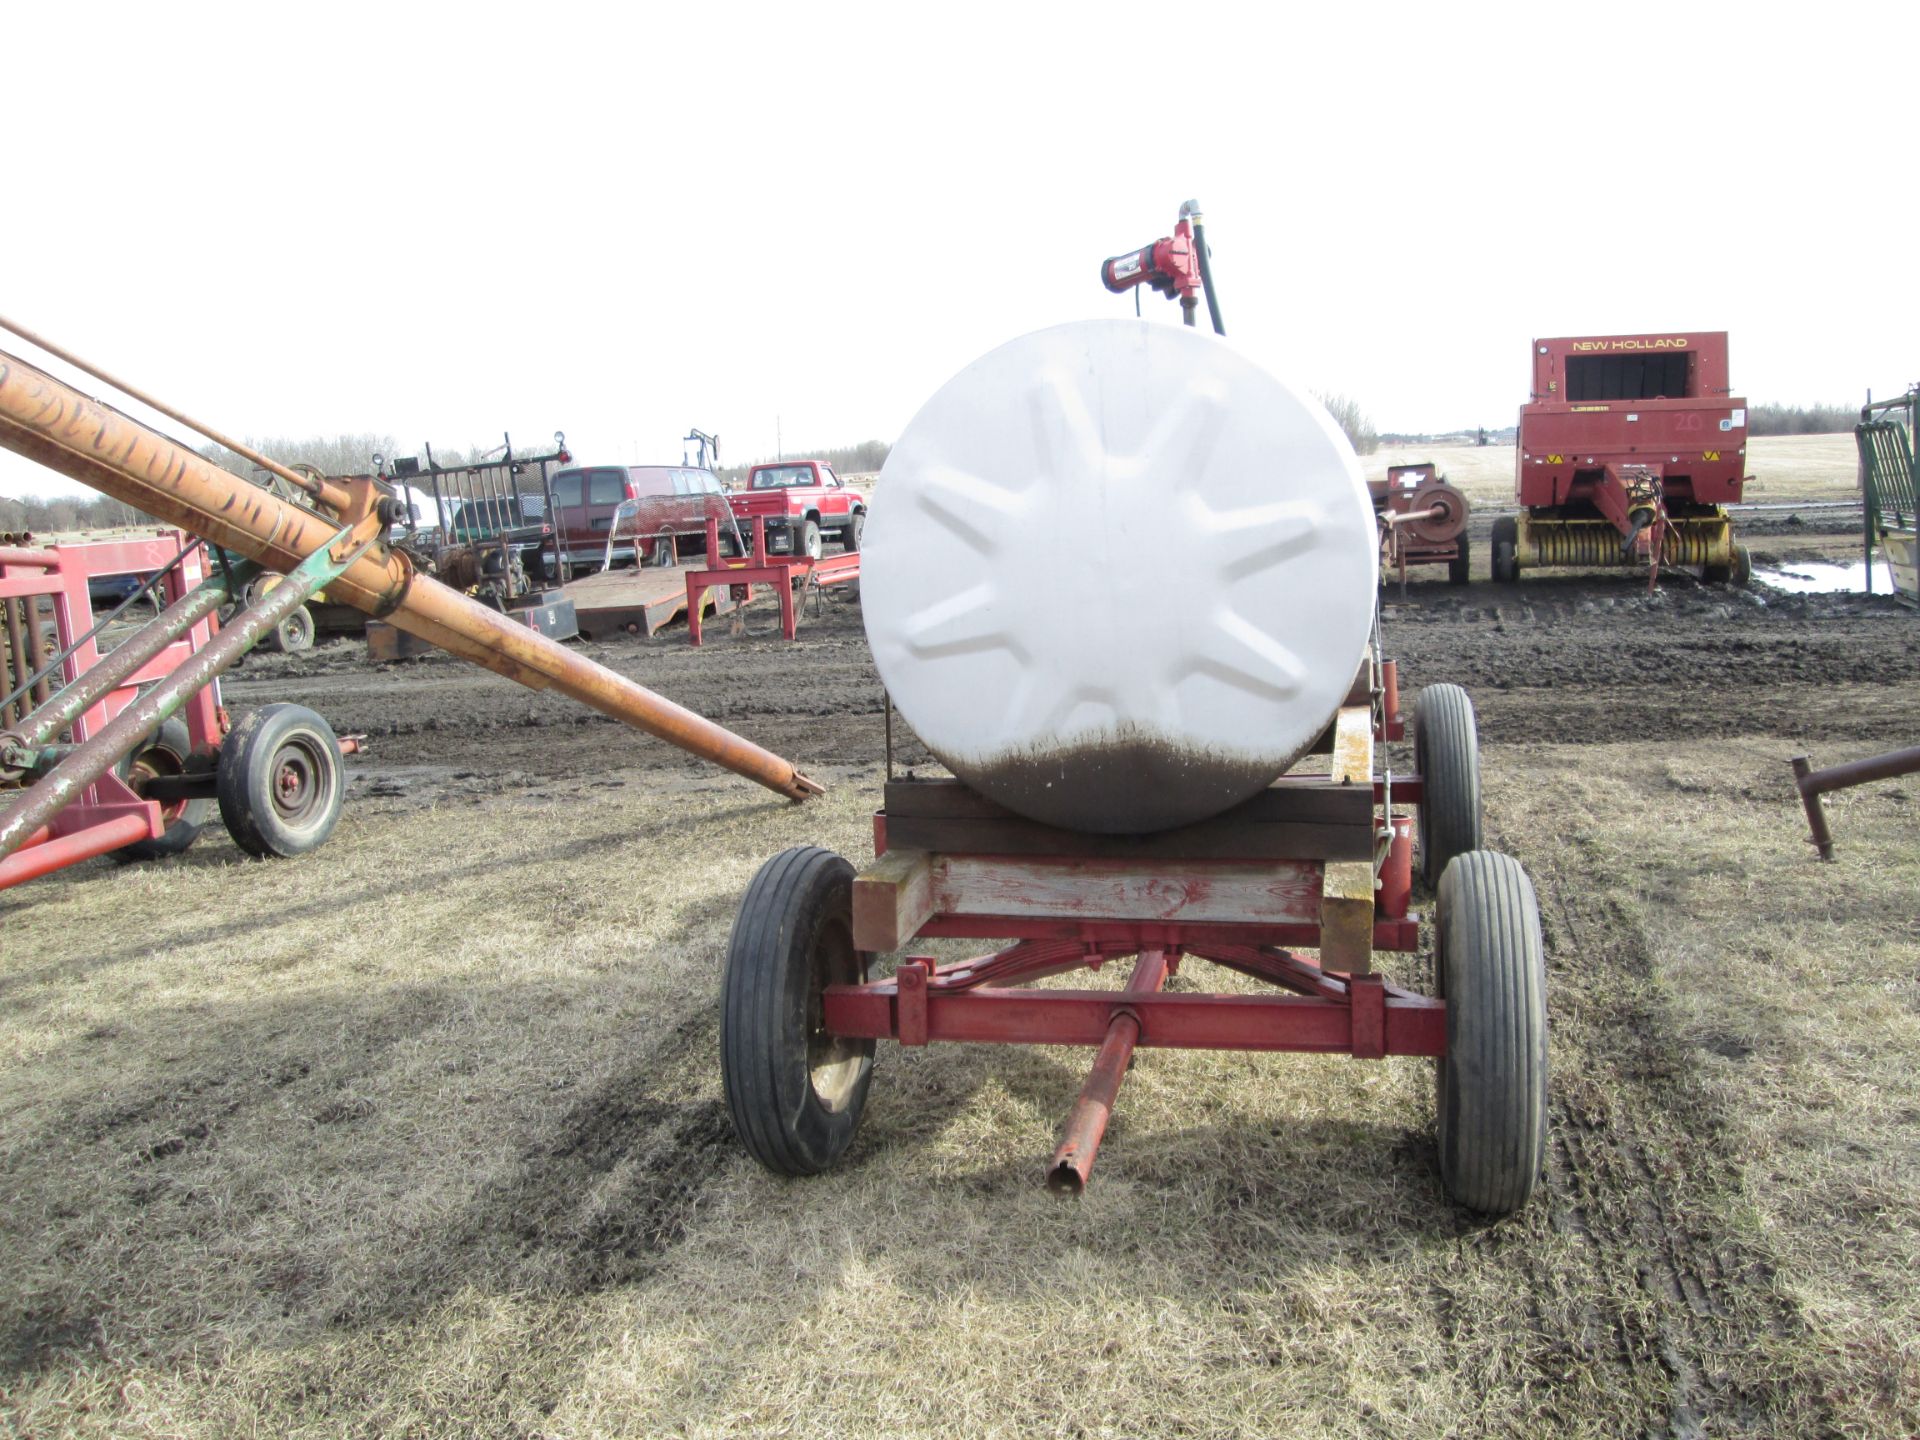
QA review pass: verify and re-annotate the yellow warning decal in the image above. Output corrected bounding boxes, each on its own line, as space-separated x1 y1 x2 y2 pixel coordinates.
1545 454 1566 465
1702 450 1721 461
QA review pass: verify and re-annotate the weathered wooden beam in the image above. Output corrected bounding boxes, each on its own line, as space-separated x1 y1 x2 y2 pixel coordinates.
1319 704 1376 975
936 855 1322 926
852 848 935 952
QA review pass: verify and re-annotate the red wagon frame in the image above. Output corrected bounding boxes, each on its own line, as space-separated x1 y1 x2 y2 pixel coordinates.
718 653 1547 1211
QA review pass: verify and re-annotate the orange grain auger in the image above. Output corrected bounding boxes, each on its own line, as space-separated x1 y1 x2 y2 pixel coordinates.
0 319 820 882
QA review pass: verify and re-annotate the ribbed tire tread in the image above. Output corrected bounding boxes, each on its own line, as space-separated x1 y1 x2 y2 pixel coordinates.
721 846 872 1176
1415 683 1482 887
1490 516 1519 583
1436 850 1548 1214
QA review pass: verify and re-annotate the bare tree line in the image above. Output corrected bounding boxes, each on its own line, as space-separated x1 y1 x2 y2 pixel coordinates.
717 439 892 486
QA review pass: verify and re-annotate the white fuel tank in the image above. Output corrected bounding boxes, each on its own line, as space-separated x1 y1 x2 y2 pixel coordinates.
862 320 1378 833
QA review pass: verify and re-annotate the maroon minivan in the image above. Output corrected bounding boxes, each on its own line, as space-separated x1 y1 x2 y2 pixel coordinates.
550 465 736 577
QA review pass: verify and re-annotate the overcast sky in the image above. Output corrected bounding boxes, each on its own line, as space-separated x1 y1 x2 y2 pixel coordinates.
4 2 1915 501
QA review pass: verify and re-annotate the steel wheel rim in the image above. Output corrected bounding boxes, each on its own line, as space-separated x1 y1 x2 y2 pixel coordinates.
269 736 327 830
806 916 865 1111
128 745 188 826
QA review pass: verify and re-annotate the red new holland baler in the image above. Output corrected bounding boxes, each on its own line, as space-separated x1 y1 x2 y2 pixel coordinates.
1496 331 1752 587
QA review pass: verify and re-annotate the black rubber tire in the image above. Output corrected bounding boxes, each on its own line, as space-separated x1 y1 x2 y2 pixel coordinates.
1490 517 1519 584
1448 534 1471 586
257 601 315 654
113 717 210 862
800 519 823 561
721 846 874 1175
1705 542 1751 587
843 511 865 553
1414 683 1482 888
1435 850 1549 1214
216 703 345 858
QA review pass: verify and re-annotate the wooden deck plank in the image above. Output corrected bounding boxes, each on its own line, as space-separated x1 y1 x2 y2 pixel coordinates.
562 564 733 639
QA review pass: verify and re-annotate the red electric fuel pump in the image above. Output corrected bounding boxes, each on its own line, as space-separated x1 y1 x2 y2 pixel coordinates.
1100 199 1225 335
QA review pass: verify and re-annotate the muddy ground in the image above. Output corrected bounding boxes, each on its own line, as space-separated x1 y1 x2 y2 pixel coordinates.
3 497 1917 1437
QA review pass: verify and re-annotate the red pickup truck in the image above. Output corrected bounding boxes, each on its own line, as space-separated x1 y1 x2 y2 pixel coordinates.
728 460 865 559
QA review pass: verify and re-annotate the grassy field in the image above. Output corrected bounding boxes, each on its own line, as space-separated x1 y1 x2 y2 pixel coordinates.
4 718 1916 1435
1364 434 1860 508
0 433 1910 1436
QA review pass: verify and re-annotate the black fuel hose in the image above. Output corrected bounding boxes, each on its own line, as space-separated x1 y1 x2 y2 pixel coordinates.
1192 219 1225 336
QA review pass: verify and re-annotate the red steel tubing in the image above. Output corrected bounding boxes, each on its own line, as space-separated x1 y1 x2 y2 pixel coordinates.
1046 948 1171 1195
0 812 149 891
822 983 1448 1054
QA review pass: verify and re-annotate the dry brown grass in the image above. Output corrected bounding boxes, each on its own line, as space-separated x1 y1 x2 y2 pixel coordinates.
2 727 1916 1436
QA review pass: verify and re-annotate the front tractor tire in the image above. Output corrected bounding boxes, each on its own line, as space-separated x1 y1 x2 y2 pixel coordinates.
1414 683 1482 887
1435 851 1549 1215
721 846 874 1175
217 703 345 858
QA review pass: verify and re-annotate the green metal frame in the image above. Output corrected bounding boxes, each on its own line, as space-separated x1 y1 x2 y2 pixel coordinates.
1855 385 1918 597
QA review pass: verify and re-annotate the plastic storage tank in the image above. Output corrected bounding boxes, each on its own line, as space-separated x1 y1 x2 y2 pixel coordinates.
862 319 1378 834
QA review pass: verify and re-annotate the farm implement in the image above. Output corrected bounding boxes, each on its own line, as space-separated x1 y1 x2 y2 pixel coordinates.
0 530 365 886
1855 382 1917 605
0 317 824 887
1500 331 1752 589
685 514 860 645
1372 463 1471 589
719 311 1549 1213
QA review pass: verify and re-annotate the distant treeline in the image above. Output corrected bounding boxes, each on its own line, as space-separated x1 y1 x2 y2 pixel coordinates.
1746 403 1859 436
0 490 154 535
2 431 477 536
1315 394 1379 455
717 439 892 486
197 432 409 482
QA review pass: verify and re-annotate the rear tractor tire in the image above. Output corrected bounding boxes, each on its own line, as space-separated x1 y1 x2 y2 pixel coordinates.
1490 517 1519 584
216 703 345 858
1414 683 1482 888
113 716 210 862
1435 850 1549 1215
721 846 874 1175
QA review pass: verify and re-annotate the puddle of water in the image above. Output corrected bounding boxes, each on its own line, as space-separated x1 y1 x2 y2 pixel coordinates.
1757 559 1900 595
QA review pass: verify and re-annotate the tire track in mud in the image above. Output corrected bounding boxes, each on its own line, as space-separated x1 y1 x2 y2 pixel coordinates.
1504 837 1818 1439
